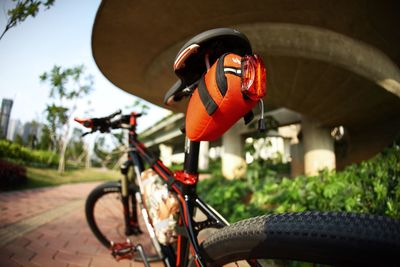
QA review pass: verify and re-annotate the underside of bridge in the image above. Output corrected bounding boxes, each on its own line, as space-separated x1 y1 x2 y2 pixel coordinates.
92 0 400 177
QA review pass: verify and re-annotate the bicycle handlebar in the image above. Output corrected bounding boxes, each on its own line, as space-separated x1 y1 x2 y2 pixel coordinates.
105 109 122 119
74 110 142 137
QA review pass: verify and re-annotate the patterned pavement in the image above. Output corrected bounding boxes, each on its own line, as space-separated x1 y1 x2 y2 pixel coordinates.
0 182 161 267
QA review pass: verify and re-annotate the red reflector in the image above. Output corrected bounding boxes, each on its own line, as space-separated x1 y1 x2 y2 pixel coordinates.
241 54 266 101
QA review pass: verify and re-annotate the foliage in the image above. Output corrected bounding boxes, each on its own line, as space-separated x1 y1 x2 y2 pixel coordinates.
93 136 109 167
93 133 126 169
207 158 222 176
199 144 400 222
0 139 58 167
244 136 290 184
0 0 55 40
246 158 289 185
254 144 400 219
0 159 27 190
37 125 53 150
169 163 184 172
14 134 24 146
40 65 93 100
44 104 68 150
198 175 263 222
26 120 40 149
40 64 93 173
3 166 119 191
66 128 84 162
125 99 150 115
22 167 119 189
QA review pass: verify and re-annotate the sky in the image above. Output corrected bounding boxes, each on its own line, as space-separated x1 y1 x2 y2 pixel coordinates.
0 0 170 133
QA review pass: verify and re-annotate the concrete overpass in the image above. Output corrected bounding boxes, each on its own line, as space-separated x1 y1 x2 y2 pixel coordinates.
91 0 400 177
140 109 303 178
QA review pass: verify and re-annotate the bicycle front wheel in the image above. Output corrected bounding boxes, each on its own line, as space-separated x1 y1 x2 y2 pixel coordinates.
85 181 154 253
200 212 400 266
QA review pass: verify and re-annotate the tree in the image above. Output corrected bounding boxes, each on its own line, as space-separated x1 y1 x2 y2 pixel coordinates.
93 133 126 170
66 127 84 163
38 125 53 150
27 119 39 149
14 134 24 146
1 0 55 40
125 98 150 115
40 65 93 173
44 104 68 151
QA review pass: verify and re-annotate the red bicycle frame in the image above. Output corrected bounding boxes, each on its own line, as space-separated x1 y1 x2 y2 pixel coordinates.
127 112 228 267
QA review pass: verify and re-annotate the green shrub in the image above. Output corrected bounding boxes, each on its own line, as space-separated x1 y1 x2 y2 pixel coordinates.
0 159 27 190
197 175 263 222
0 140 59 167
256 144 400 219
199 144 400 222
170 163 184 172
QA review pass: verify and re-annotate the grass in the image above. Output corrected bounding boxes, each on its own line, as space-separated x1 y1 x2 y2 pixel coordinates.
20 167 120 190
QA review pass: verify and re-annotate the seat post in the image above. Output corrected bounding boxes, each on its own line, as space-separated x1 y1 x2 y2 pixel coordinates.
183 137 200 174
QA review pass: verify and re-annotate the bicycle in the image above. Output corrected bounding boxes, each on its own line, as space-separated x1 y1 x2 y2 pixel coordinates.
75 28 400 267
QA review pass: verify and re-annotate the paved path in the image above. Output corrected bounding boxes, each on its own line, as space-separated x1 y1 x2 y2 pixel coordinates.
0 182 161 267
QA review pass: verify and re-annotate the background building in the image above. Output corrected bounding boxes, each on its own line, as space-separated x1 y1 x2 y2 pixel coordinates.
6 119 23 141
0 98 13 139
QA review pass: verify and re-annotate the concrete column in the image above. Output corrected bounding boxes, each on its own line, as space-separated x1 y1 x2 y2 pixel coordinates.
198 141 209 171
222 122 246 179
302 117 336 176
282 138 291 163
159 144 173 167
290 142 304 177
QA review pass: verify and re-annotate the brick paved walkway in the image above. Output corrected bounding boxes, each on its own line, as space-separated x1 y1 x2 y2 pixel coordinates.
0 183 162 267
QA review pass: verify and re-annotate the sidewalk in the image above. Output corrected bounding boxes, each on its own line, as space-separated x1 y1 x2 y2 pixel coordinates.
0 182 160 267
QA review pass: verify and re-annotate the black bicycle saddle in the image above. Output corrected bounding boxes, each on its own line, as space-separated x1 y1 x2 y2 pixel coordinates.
164 28 252 105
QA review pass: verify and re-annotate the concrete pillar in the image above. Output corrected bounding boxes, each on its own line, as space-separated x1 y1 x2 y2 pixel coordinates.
198 141 209 171
290 142 304 177
302 117 336 176
159 144 173 167
222 122 246 179
282 138 291 163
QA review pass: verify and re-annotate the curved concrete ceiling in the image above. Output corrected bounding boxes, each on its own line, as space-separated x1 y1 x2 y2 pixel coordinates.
91 0 400 166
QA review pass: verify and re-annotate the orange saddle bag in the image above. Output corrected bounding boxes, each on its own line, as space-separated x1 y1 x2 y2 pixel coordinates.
186 53 266 141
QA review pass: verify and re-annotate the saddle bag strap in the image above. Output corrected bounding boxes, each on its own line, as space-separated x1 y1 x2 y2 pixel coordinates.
198 53 248 118
198 76 218 115
216 53 228 96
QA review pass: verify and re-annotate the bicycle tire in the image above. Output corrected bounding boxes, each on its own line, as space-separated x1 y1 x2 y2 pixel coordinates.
86 181 176 266
85 181 135 248
200 212 400 266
